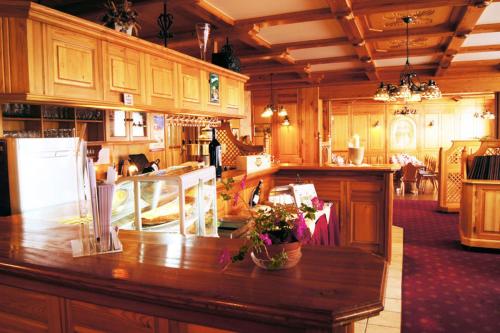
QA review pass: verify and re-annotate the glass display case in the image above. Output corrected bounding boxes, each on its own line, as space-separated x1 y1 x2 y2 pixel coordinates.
112 165 218 236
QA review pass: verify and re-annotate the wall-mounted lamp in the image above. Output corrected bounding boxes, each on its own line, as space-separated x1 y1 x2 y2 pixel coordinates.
282 116 290 126
428 120 434 127
373 120 380 128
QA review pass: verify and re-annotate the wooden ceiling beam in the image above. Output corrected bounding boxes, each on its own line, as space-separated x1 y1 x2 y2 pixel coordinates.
242 64 311 76
297 55 359 65
352 0 472 15
459 45 500 53
239 50 295 64
235 8 333 28
436 3 490 76
273 37 351 51
373 47 444 59
472 23 500 33
365 25 454 42
326 0 379 80
176 0 234 28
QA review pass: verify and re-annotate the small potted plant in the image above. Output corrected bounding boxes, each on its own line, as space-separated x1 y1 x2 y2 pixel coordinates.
102 0 140 36
219 176 323 270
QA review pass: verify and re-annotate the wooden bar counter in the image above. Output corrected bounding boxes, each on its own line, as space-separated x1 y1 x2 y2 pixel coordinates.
219 163 399 261
0 206 386 333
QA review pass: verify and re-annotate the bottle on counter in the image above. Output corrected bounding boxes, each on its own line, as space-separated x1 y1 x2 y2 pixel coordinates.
249 179 263 207
209 127 222 178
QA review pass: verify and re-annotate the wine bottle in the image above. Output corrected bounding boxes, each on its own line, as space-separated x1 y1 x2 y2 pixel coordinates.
249 179 263 207
209 128 222 178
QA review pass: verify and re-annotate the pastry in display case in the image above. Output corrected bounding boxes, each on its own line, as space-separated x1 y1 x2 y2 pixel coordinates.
111 165 218 236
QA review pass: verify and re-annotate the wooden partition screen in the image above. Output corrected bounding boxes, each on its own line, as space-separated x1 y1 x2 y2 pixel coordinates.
437 140 480 212
218 122 264 167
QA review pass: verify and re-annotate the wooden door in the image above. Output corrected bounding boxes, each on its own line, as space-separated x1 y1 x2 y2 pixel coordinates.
178 64 203 111
45 26 102 101
145 54 177 109
103 42 145 106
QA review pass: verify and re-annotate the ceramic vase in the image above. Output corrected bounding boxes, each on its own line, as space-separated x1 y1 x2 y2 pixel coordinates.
251 242 302 270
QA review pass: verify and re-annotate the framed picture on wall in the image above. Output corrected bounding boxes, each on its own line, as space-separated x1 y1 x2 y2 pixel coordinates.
150 114 165 151
231 128 240 139
209 73 220 104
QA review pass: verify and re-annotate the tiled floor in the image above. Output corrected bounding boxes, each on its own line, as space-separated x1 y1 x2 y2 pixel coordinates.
355 226 403 333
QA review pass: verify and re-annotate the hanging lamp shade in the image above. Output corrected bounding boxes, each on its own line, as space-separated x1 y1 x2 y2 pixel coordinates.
278 106 288 117
261 105 274 118
282 116 290 126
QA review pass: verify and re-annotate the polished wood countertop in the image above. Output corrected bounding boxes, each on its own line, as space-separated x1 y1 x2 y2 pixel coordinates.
278 163 401 172
0 205 387 331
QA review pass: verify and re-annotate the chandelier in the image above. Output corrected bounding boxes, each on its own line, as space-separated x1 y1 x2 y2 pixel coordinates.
373 16 441 102
261 73 288 118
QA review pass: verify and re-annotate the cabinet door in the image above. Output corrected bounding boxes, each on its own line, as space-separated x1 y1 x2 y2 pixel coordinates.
223 76 243 115
347 181 385 255
0 284 62 333
130 111 150 141
476 185 500 242
103 42 145 106
145 54 177 109
45 26 102 101
106 110 128 142
178 64 203 111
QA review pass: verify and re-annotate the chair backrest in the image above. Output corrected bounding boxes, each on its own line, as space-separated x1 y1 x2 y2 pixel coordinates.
402 163 419 182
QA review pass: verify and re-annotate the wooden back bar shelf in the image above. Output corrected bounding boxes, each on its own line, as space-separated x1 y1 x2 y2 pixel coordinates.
459 139 500 249
0 205 387 333
438 140 480 213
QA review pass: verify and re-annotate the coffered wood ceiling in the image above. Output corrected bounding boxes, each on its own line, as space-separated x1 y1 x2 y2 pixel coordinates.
41 0 500 90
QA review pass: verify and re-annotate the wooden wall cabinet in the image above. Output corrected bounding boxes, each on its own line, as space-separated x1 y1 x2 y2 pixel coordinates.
145 54 177 109
45 25 103 101
103 42 146 106
460 180 500 249
178 64 203 111
0 2 248 118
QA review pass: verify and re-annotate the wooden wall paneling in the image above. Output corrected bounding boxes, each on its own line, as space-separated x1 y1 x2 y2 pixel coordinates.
27 19 44 95
3 18 30 94
45 25 102 101
440 112 456 149
277 103 301 163
351 113 368 149
0 17 5 94
423 113 440 149
298 87 320 163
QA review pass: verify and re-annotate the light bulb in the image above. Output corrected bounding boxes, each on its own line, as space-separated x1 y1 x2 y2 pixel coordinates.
261 105 274 118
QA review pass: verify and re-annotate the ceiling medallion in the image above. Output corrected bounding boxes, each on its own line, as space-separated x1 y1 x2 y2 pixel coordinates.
373 16 441 103
382 10 435 28
388 37 429 50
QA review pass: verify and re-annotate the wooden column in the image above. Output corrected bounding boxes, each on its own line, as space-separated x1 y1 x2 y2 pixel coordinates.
298 87 320 163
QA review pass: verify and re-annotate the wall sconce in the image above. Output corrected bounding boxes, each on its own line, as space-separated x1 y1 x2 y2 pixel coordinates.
428 120 434 127
373 120 380 128
282 116 290 126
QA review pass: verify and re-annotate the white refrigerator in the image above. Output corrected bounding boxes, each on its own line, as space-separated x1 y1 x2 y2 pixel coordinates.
1 138 86 215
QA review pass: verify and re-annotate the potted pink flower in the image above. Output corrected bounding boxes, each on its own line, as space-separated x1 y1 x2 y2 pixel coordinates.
219 176 323 270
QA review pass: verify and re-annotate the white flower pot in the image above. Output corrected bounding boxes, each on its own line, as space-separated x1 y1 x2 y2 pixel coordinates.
114 23 133 35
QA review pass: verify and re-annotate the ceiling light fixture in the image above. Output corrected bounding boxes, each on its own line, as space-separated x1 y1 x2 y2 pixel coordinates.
261 73 288 118
394 103 417 116
474 96 496 120
282 116 291 126
373 16 441 102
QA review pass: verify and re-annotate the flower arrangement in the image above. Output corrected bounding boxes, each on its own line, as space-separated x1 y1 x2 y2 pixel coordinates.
219 176 324 270
102 0 141 35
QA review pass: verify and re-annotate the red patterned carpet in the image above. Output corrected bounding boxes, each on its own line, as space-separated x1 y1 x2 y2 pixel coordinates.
393 200 500 333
